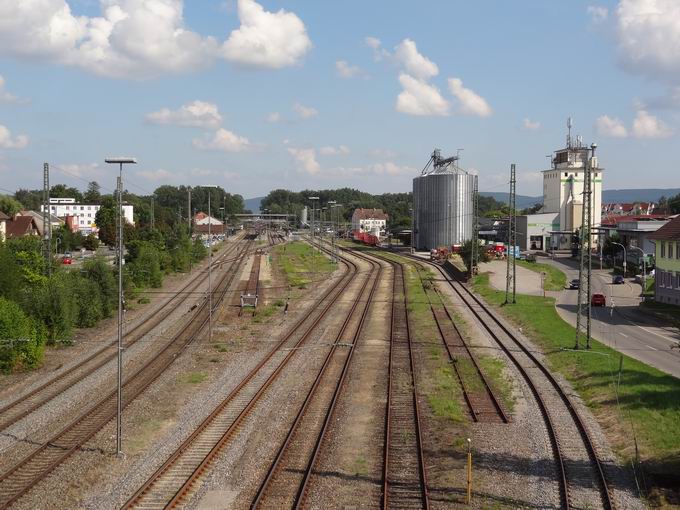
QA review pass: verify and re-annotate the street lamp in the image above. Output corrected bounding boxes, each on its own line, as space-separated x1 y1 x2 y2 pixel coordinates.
105 156 137 456
308 196 319 240
200 185 219 346
629 245 647 295
611 241 626 277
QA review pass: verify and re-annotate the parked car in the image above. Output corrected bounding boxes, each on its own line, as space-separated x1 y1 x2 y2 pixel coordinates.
612 275 625 285
569 279 580 289
525 253 537 262
62 256 73 265
591 293 606 306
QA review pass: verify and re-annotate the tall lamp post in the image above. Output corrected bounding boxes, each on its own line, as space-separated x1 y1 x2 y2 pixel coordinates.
612 241 627 277
308 196 319 241
629 245 647 294
105 156 137 456
201 185 218 345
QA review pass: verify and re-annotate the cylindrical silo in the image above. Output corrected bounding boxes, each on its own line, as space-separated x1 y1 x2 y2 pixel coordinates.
413 167 475 250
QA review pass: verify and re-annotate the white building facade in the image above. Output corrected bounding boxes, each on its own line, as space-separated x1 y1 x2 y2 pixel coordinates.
541 125 603 249
351 208 388 237
43 198 134 235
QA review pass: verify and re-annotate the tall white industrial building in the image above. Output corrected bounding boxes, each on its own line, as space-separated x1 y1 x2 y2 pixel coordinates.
518 120 603 251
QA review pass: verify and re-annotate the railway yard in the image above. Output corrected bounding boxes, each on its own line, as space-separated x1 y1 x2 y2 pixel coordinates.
0 233 647 509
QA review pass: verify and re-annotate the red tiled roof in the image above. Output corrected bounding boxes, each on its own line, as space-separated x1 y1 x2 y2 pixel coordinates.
0 211 9 221
600 214 669 226
648 216 680 241
352 208 388 220
5 216 39 237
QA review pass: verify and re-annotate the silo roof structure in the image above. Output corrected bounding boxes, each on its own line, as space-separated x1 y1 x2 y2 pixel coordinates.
413 149 476 250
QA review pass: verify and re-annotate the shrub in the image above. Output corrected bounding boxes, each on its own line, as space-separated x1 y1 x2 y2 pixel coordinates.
0 297 46 371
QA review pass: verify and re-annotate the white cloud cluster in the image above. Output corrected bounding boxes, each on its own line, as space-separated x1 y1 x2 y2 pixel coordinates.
632 109 673 138
0 0 311 78
193 128 252 152
0 75 25 104
365 36 389 61
615 0 680 81
523 118 541 130
0 124 28 149
396 74 449 117
587 5 609 23
267 112 282 123
292 102 318 119
393 39 438 80
319 145 350 156
594 110 672 139
595 115 628 137
448 78 492 117
146 100 222 128
336 60 360 79
287 147 320 174
222 0 312 69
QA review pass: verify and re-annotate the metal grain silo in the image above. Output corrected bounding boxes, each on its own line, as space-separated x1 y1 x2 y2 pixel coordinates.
413 149 476 250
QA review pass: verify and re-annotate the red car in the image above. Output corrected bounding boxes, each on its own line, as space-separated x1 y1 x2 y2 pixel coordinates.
591 293 606 307
62 257 73 265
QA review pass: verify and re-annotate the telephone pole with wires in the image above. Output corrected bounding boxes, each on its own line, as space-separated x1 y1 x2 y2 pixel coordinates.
575 144 597 349
42 163 52 276
470 174 479 279
505 164 517 304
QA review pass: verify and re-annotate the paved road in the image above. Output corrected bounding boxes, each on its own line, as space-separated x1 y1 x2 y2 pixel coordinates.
542 255 680 378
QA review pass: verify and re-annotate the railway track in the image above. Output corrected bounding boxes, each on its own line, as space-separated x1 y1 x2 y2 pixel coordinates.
409 258 508 423
401 252 615 509
0 235 246 433
0 239 254 509
251 246 381 509
239 250 262 316
381 259 430 510
123 240 359 509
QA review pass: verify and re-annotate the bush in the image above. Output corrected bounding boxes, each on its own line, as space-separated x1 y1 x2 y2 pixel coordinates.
82 233 100 251
0 297 46 371
192 238 207 261
31 273 78 344
82 257 117 317
127 240 163 288
70 274 104 328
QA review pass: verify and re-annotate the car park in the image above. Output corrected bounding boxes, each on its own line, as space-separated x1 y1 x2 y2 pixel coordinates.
569 279 580 289
591 293 606 306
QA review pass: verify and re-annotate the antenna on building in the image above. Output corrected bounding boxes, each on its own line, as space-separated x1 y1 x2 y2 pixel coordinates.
566 117 573 148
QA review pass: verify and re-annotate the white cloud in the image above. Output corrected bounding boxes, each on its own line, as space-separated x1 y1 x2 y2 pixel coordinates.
365 36 389 61
326 162 415 178
396 74 449 117
595 115 628 137
319 145 350 156
58 162 102 178
293 102 318 119
587 5 609 22
137 168 173 181
336 59 360 78
632 109 673 138
0 75 25 104
0 0 219 79
193 128 252 152
615 0 680 81
146 100 222 128
287 147 320 174
222 0 312 69
393 39 438 80
0 124 28 149
523 118 541 130
369 148 397 159
267 112 282 123
0 0 310 78
448 78 492 117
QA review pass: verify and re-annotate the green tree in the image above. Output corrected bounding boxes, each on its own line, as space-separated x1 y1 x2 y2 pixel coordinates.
6 237 46 285
70 274 104 327
0 297 46 372
0 194 23 216
50 184 83 202
192 237 207 262
14 189 42 211
32 273 77 344
127 241 163 288
0 243 23 302
94 198 117 246
83 181 101 204
460 239 490 271
83 257 117 317
83 233 100 251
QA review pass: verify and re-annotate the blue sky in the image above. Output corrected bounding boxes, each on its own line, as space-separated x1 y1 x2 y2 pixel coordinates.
0 0 678 199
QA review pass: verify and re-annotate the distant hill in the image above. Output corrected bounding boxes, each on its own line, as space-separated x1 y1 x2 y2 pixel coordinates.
601 188 680 203
481 188 680 209
244 196 264 213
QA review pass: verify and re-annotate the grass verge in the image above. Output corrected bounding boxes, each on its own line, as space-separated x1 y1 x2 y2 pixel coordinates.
473 272 680 503
273 241 337 288
515 259 567 290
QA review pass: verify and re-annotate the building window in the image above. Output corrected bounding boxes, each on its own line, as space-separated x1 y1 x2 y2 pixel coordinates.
661 242 666 258
564 172 568 177
80 220 84 225
81 206 84 210
670 243 675 259
676 242 680 259
88 213 91 218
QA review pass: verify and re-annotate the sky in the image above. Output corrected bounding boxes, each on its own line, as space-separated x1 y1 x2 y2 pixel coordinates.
0 0 679 199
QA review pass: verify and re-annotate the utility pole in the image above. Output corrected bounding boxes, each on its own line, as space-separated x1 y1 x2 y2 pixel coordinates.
471 174 479 279
575 144 596 349
42 163 52 276
187 187 192 230
505 164 516 304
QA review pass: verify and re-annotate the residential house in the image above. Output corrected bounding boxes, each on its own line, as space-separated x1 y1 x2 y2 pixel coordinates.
5 214 40 238
649 215 680 306
351 208 388 237
0 211 9 241
193 212 223 226
42 197 134 235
